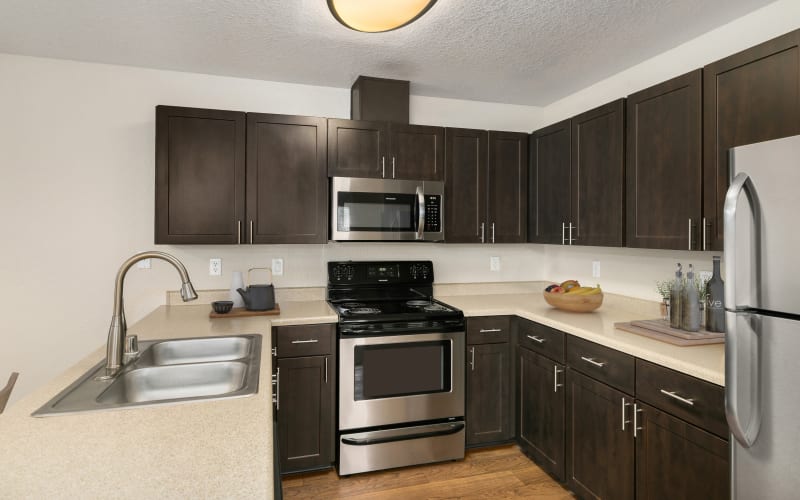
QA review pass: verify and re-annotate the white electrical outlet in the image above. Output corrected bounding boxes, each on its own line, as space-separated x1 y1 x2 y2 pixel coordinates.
592 260 601 278
136 259 151 269
272 258 284 276
490 256 501 272
209 258 222 276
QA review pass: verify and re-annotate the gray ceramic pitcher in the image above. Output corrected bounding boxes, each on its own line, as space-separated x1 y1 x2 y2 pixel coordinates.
237 267 275 311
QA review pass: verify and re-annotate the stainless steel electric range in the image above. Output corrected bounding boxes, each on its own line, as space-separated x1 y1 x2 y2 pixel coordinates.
327 260 465 476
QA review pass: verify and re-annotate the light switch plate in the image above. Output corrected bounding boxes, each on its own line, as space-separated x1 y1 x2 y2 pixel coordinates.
272 258 284 276
209 258 222 276
136 259 151 269
490 256 501 272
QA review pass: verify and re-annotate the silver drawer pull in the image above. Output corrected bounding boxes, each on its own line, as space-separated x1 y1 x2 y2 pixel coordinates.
660 389 695 406
580 356 606 368
527 335 546 344
291 339 319 344
479 328 502 333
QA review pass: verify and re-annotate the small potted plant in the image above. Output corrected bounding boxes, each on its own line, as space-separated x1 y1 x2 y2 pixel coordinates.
656 280 672 321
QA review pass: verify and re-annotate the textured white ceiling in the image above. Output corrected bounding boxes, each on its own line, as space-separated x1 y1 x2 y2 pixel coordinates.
0 0 775 105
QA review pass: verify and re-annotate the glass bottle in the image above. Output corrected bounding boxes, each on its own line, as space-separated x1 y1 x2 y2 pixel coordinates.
706 256 726 332
682 264 701 332
669 264 683 329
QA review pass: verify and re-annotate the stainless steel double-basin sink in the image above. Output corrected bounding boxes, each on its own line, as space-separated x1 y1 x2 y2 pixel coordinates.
33 334 261 416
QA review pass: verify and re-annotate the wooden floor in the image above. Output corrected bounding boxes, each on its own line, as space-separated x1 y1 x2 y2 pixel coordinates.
282 445 574 499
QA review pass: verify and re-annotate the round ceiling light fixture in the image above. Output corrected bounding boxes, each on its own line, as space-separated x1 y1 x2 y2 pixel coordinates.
328 0 438 33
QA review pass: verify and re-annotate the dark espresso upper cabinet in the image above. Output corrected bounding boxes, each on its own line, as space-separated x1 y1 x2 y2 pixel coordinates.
445 128 488 243
704 29 800 251
246 114 328 244
488 131 529 243
571 99 626 247
626 70 702 250
155 106 246 244
528 120 572 244
328 119 443 181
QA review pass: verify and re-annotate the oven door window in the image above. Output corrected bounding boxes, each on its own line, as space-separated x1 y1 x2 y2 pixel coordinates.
337 192 417 232
354 341 451 400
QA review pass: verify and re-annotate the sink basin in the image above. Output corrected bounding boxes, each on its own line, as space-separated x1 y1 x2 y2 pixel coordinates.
149 337 251 365
32 334 261 417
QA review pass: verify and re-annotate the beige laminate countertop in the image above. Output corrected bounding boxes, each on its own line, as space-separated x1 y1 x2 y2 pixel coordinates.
0 300 337 499
437 292 725 386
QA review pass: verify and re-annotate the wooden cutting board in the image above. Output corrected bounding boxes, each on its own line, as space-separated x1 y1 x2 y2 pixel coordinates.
615 319 725 346
209 304 281 319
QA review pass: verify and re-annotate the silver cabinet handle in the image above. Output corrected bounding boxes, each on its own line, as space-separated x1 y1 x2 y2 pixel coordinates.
621 397 631 431
249 220 254 244
381 156 385 178
568 222 575 245
580 356 606 368
470 347 475 371
276 367 280 411
660 389 695 406
324 356 328 384
526 335 545 344
392 156 396 179
688 218 693 250
237 220 242 245
416 185 425 240
491 222 495 243
554 365 563 393
634 403 643 438
480 328 502 333
562 222 566 245
480 222 485 243
702 216 708 251
291 339 319 344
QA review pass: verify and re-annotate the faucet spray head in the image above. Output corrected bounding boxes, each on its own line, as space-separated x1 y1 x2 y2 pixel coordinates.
181 281 199 302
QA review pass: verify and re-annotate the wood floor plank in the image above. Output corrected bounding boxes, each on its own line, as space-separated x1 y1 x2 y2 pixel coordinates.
282 445 572 499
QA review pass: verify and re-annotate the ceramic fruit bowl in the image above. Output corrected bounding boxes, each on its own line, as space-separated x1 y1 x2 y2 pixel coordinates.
543 290 603 313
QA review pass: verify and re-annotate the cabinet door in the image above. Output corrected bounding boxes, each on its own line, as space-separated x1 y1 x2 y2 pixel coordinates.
518 347 566 482
487 131 528 243
388 123 444 181
703 29 800 251
445 128 488 243
277 355 334 473
246 114 328 244
155 106 245 244
327 118 388 178
567 369 634 500
466 343 512 446
636 402 729 500
626 70 702 250
571 99 626 247
529 120 572 244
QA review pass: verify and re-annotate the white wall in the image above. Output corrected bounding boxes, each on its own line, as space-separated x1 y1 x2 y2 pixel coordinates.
0 53 543 403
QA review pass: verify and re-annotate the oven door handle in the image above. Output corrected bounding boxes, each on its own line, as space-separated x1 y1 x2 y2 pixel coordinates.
416 186 425 240
341 422 464 446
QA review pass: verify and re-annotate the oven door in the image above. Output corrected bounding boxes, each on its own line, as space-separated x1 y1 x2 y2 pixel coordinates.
331 177 444 242
339 331 465 430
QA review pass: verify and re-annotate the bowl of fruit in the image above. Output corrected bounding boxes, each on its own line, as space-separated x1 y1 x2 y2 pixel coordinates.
543 280 603 313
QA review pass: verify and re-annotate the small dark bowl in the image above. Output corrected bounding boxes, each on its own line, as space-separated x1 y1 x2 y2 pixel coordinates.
212 301 234 314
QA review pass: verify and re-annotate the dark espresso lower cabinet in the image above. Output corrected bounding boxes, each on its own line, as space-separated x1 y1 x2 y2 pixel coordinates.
567 369 635 500
518 347 566 482
466 342 513 446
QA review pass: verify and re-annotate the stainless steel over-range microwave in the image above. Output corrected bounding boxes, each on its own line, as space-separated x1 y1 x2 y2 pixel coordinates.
330 177 444 242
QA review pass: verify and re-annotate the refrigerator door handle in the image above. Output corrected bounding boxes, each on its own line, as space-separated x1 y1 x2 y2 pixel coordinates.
725 311 761 448
724 171 761 311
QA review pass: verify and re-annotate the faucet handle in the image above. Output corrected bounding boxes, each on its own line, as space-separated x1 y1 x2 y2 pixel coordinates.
123 335 139 365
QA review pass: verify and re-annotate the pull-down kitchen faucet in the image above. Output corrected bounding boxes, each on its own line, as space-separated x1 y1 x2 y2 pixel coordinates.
100 251 197 379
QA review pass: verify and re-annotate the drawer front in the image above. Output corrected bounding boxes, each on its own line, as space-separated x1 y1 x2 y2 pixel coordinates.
636 359 727 439
517 318 565 363
467 316 510 344
567 336 635 394
275 324 335 357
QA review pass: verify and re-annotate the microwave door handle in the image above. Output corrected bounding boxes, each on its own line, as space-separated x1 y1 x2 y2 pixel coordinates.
416 186 425 240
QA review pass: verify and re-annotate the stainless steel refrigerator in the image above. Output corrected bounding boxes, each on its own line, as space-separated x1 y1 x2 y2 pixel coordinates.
725 134 800 499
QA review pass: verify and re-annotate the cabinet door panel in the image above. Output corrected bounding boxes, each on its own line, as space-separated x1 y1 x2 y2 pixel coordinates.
247 114 327 244
627 70 702 250
703 29 800 251
466 343 512 446
571 99 626 247
529 120 572 244
567 369 634 500
389 124 444 180
445 128 487 243
327 119 387 178
487 131 528 243
277 355 334 473
519 348 565 481
636 402 729 500
155 106 245 244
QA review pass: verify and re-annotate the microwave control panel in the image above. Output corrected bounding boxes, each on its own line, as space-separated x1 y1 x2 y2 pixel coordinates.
424 195 441 232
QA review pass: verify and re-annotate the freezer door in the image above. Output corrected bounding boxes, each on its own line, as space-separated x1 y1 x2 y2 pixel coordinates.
727 135 800 316
727 312 800 499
